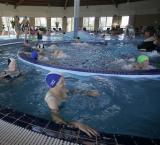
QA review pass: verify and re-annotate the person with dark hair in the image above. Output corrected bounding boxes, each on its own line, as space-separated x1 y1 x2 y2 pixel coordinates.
83 27 87 31
154 30 160 52
137 26 156 51
37 29 43 40
75 36 81 43
0 58 21 80
21 16 30 40
23 39 30 47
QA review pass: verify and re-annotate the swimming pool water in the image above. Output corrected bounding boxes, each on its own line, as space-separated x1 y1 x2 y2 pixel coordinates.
31 36 159 72
37 41 140 72
0 42 160 139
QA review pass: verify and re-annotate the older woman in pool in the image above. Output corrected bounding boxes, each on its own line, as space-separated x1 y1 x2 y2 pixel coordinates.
45 73 100 137
0 58 21 80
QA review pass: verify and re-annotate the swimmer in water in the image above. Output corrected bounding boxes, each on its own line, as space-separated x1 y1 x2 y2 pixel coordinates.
44 72 100 137
0 58 21 80
122 55 155 70
134 55 155 70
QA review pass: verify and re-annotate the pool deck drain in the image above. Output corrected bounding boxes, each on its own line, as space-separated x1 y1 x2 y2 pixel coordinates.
0 107 160 145
0 119 79 145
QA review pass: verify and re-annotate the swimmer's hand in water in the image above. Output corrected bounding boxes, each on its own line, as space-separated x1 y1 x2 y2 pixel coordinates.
0 71 7 78
86 90 100 97
69 121 98 137
72 89 100 97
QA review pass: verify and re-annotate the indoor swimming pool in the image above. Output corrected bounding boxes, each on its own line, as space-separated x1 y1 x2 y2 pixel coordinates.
0 41 160 140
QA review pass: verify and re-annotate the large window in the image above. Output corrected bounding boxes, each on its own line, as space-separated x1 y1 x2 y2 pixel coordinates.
35 17 47 27
2 17 15 32
99 17 113 30
83 17 95 31
67 17 74 32
120 16 129 28
51 17 62 29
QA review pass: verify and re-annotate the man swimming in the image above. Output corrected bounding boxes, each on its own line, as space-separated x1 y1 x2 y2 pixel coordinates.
45 72 99 137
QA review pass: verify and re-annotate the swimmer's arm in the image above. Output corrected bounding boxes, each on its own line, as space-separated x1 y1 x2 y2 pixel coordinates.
139 49 147 51
0 71 10 79
50 109 67 124
69 121 98 137
46 92 98 137
72 88 100 97
50 109 98 137
46 95 67 124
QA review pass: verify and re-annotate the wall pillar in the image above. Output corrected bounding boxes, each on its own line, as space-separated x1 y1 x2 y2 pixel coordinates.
0 17 3 33
47 17 51 29
74 0 80 38
94 17 100 31
79 17 83 30
129 15 136 26
62 16 67 32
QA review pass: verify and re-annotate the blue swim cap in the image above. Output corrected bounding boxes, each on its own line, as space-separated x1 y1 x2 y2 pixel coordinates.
31 51 38 60
46 73 62 88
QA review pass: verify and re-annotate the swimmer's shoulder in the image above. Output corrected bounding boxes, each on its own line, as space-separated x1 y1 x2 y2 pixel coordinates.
45 91 55 101
45 91 59 111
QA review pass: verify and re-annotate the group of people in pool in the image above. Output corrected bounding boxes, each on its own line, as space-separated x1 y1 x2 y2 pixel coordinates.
23 40 69 62
126 26 160 70
0 57 100 137
23 38 158 71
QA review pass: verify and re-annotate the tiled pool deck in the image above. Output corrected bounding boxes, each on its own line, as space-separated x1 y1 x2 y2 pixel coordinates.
0 107 160 145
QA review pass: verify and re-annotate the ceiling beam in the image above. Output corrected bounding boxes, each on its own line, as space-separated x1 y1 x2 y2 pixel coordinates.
64 0 69 9
15 0 25 8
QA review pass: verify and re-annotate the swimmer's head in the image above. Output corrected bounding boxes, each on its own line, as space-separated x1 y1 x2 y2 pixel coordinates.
77 37 80 40
25 39 29 43
46 72 68 99
137 55 149 64
8 58 16 71
15 16 19 21
24 16 28 19
144 26 155 37
46 73 62 88
31 51 38 60
8 58 11 66
8 58 15 66
37 43 44 49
